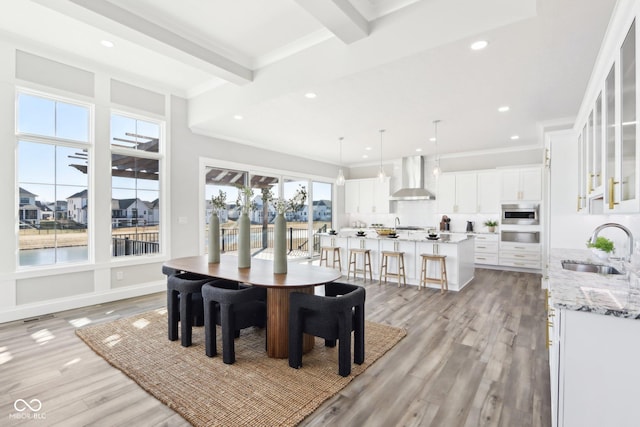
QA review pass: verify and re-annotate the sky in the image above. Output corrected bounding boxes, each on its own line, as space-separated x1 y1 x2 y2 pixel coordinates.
17 93 159 203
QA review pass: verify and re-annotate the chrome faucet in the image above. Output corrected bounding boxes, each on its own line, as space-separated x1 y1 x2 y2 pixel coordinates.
395 217 400 229
590 223 634 261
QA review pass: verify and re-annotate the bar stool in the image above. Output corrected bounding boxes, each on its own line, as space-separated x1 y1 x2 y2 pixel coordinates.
347 248 373 282
419 254 448 294
379 251 407 287
319 246 342 271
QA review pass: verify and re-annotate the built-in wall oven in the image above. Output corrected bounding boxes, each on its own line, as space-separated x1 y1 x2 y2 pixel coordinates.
501 203 539 225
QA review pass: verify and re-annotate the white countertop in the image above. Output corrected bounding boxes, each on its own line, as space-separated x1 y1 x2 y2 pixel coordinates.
321 231 472 244
548 248 640 319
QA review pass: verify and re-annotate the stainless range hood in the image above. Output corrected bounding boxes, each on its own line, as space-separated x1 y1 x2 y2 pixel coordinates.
389 156 436 201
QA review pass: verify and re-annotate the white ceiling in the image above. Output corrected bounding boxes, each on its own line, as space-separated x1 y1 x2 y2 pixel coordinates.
1 0 618 166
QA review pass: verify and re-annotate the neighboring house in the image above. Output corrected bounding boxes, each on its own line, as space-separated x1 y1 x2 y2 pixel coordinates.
67 189 88 225
36 201 53 220
52 201 68 220
19 187 40 226
250 196 275 224
146 199 161 226
312 200 332 221
204 199 228 224
285 205 308 222
19 187 71 226
111 198 155 227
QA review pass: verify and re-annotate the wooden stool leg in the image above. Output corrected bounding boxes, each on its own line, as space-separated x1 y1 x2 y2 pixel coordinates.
336 249 342 272
347 252 354 280
396 255 401 288
320 248 327 267
366 252 372 282
441 259 448 293
400 254 406 287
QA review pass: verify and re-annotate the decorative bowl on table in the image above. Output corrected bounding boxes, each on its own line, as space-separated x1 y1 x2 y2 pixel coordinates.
427 233 439 240
375 228 395 236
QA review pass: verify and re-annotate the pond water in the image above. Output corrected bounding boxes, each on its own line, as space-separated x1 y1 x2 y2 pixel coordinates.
20 246 89 266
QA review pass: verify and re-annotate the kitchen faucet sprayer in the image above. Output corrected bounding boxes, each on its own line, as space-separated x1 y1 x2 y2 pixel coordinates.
590 223 634 261
395 217 400 229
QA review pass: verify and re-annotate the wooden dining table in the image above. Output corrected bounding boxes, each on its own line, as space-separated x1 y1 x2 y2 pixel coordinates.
163 254 342 358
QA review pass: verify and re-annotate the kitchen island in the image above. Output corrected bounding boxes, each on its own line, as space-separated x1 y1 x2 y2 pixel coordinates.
547 248 640 427
319 230 475 291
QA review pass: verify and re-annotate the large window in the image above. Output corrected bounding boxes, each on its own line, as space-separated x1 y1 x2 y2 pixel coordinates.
203 165 333 260
111 113 162 257
16 92 90 266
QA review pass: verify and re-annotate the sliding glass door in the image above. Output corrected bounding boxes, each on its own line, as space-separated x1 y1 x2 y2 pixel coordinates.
203 164 332 261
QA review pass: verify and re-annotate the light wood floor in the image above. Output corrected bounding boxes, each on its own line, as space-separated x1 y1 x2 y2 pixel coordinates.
0 268 550 427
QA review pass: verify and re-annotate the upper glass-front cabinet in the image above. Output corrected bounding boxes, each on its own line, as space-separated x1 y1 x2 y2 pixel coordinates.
580 14 640 214
620 20 637 207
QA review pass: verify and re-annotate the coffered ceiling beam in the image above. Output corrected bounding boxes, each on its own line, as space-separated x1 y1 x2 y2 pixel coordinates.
295 0 369 44
32 0 253 85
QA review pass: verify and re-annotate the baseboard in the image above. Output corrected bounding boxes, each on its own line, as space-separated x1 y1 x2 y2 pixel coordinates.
0 281 165 324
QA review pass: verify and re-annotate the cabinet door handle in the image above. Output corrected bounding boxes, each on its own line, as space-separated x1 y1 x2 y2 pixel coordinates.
588 172 594 194
608 177 620 210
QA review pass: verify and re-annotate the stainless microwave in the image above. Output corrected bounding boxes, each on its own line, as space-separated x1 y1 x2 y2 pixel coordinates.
501 204 539 225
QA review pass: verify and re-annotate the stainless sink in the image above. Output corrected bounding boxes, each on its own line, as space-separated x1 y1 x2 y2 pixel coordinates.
561 260 623 275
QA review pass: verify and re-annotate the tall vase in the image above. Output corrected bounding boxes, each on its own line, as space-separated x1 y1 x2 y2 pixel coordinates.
208 212 220 263
273 213 287 274
238 212 251 268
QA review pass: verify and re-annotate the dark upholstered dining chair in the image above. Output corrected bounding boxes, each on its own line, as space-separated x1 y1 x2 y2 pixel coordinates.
201 283 267 364
164 268 213 347
289 282 365 377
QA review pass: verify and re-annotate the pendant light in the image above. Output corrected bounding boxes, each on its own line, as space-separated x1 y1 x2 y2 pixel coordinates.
432 120 442 177
377 129 386 182
336 137 345 186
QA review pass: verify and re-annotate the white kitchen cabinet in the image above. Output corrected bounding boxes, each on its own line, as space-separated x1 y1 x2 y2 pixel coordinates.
437 172 477 213
552 309 640 427
499 241 541 269
476 170 500 213
344 178 390 214
605 20 640 213
500 167 542 201
574 8 640 214
546 290 559 427
474 233 499 265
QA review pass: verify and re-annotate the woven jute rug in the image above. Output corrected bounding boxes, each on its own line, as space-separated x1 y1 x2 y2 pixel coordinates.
76 308 406 426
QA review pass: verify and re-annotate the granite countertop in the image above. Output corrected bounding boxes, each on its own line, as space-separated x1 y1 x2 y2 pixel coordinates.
548 248 640 319
320 231 472 244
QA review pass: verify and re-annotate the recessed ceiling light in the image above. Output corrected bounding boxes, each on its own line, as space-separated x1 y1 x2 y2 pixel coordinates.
365 146 372 151
510 135 520 140
362 154 369 159
304 92 317 99
416 148 423 152
470 40 488 50
429 137 436 142
101 40 114 48
233 114 243 120
498 106 510 112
